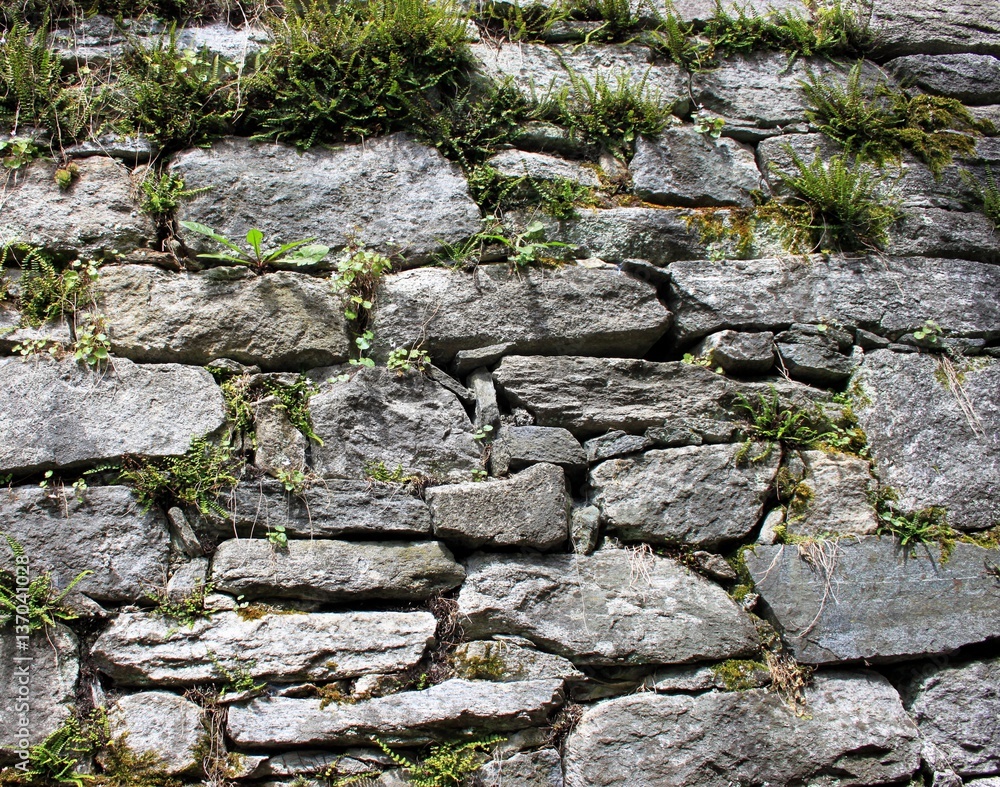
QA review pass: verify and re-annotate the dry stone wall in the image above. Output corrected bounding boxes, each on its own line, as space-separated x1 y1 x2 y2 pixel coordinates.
1 0 999 786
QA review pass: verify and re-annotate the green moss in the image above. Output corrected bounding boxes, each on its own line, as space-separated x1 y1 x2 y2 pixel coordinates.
726 544 757 602
453 646 507 680
711 659 768 692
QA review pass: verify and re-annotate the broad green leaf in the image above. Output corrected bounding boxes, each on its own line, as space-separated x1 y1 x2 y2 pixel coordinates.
179 221 242 252
246 228 264 260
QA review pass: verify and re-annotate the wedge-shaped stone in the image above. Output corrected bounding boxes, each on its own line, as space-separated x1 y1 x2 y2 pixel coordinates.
668 255 1000 346
92 610 436 685
564 671 921 787
486 150 601 187
371 265 670 363
900 656 1000 778
0 357 226 474
590 444 780 548
106 693 207 775
851 351 999 531
0 626 78 759
204 479 431 538
308 366 481 483
0 486 169 603
865 0 1000 57
210 539 464 602
427 463 570 550
0 157 154 258
493 355 827 437
458 549 759 665
226 678 565 747
172 134 481 264
96 264 350 370
746 539 1000 664
783 450 878 538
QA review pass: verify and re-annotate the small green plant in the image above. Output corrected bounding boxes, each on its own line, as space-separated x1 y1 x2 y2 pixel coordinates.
15 715 95 787
496 221 574 269
275 468 308 493
0 19 63 130
146 581 213 627
801 62 992 175
14 252 101 327
877 505 952 551
732 390 832 463
471 424 494 441
363 460 418 484
693 111 725 138
387 346 431 375
267 524 288 549
962 166 1000 229
139 171 210 222
555 70 674 160
120 436 241 517
682 352 723 373
711 659 769 691
0 136 46 171
0 533 92 631
208 651 266 696
179 222 331 272
53 162 79 190
373 736 503 787
72 317 111 367
912 319 942 344
766 149 901 252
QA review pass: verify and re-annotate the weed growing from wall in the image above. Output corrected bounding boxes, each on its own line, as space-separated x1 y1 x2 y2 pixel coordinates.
373 735 503 787
962 166 1000 228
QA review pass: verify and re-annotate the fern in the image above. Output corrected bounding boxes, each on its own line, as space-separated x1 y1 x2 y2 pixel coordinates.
0 533 92 631
373 737 503 787
0 18 62 128
962 166 1000 229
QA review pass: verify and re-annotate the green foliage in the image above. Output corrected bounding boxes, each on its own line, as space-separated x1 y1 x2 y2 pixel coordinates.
363 460 419 484
0 533 91 631
247 0 473 148
145 580 214 626
72 317 111 368
267 523 288 548
0 136 46 171
208 651 266 696
120 436 241 517
767 150 901 252
555 70 674 159
373 736 503 787
275 468 308 493
330 247 393 365
387 346 431 375
112 34 241 151
180 222 330 272
15 715 95 787
0 19 62 129
962 166 1000 229
711 659 768 691
912 319 942 344
732 390 832 463
801 62 992 175
14 253 101 327
139 171 210 222
475 0 570 42
467 166 596 218
877 504 952 550
500 220 574 268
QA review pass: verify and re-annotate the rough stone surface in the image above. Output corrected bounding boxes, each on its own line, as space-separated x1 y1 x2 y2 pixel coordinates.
563 671 921 787
452 641 584 683
784 450 878 538
775 327 857 384
226 679 565 747
0 626 78 759
0 157 154 258
0 357 226 474
371 264 671 362
253 396 307 475
692 330 775 375
479 749 565 787
107 692 207 775
493 355 828 437
590 444 780 548
307 366 481 483
890 208 1000 265
630 129 763 207
204 479 432 538
211 539 463 602
851 351 1000 531
96 264 351 370
0 304 71 353
458 549 759 665
901 657 1000 778
866 0 1000 57
746 539 1000 664
427 463 570 550
584 431 650 463
490 426 587 475
668 255 1000 346
885 54 1000 104
485 150 601 187
93 611 436 685
172 135 481 264
571 505 601 554
0 486 170 603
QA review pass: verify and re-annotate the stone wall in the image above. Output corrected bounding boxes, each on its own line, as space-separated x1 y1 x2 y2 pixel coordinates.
1 1 999 785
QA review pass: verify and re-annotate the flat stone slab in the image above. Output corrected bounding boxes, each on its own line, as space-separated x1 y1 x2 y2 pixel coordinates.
630 129 762 207
890 207 1000 266
485 150 601 187
307 366 481 483
493 355 827 437
900 656 1000 778
783 450 878 538
371 265 671 363
885 54 1000 104
210 538 465 602
479 748 564 787
172 134 481 264
97 264 350 370
93 610 436 685
107 692 207 775
226 678 565 747
851 351 999 531
0 157 154 259
0 357 226 474
452 640 584 683
590 444 780 548
458 549 759 665
563 671 921 787
865 0 1000 57
0 626 78 759
205 479 431 538
668 255 1000 346
746 538 1000 664
490 426 587 475
427 463 570 550
0 485 170 604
